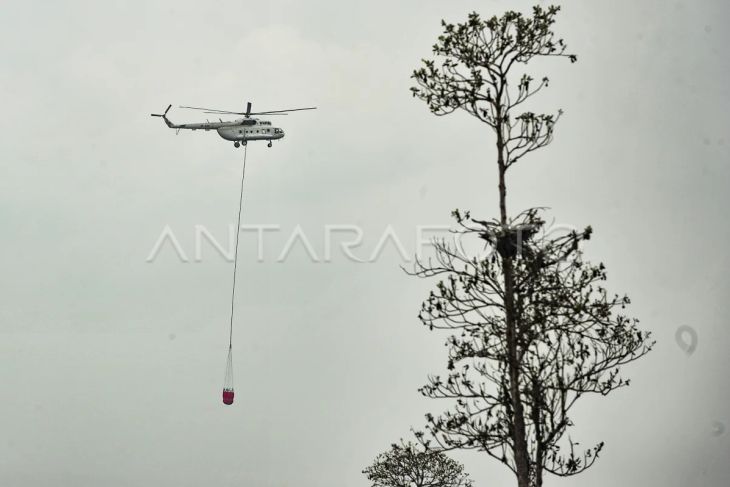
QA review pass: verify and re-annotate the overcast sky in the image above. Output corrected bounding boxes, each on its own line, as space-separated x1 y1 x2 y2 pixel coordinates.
1 1 728 486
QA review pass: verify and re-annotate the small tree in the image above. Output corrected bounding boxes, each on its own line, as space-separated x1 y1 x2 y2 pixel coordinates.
409 6 654 487
363 443 473 487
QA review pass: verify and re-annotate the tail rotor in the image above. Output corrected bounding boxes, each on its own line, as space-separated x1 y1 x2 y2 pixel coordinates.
150 104 172 118
151 104 174 127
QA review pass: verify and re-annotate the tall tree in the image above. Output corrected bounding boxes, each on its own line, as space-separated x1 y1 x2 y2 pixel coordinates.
409 6 654 487
363 443 473 487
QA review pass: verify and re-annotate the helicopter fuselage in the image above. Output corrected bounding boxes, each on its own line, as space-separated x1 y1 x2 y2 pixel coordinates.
170 118 284 142
215 119 285 142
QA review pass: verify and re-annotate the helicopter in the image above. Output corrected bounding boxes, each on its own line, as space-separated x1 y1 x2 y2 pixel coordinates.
151 102 316 148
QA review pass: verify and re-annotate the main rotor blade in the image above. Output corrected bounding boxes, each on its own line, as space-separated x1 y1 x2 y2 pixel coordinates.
179 105 243 115
202 111 288 115
250 107 317 115
181 105 316 116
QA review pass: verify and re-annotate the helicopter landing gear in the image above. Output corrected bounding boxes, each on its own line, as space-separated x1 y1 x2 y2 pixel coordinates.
234 141 240 148
267 141 273 148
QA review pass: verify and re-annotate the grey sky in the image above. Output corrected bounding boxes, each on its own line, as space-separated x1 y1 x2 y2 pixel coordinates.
1 0 728 486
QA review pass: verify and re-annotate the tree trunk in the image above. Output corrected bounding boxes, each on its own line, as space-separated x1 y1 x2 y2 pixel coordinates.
532 379 544 487
496 127 531 487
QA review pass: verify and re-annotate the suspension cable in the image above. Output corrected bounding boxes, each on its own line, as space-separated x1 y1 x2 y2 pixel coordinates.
229 145 248 349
